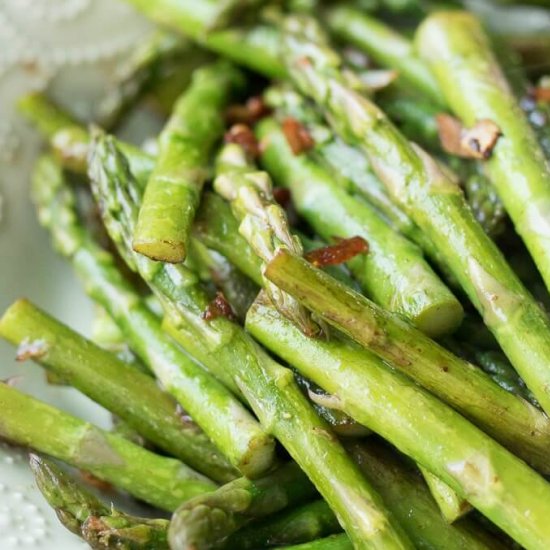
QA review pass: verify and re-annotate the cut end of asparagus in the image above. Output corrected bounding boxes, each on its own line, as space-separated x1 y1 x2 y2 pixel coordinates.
238 431 278 480
414 301 464 339
132 238 187 264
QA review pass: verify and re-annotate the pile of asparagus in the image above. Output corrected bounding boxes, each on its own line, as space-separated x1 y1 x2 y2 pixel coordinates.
5 0 550 548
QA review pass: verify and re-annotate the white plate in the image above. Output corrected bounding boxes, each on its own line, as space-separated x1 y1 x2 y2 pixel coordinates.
0 1 151 547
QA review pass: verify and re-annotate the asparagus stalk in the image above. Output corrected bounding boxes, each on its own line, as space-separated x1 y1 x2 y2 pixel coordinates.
227 439 500 550
282 15 550 418
214 140 321 336
376 89 441 150
97 30 205 128
246 294 550 550
293 372 370 438
168 463 317 550
325 6 443 104
262 250 550 474
0 383 214 510
18 93 79 138
215 128 463 511
262 87 457 284
257 117 463 337
31 454 110 536
0 298 238 484
280 535 351 550
91 305 149 372
416 11 550 293
194 192 264 285
91 134 414 550
350 441 500 549
419 467 472 523
33 154 273 479
324 8 508 237
133 61 243 262
189 240 259 321
18 93 153 177
30 455 170 549
122 0 285 78
224 499 341 549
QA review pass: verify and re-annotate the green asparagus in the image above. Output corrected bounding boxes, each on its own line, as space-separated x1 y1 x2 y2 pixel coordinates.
324 8 508 237
188 240 259 321
262 87 458 283
0 298 238 483
0 383 214 510
262 250 550 473
18 93 153 177
98 30 205 128
350 441 501 549
419 466 472 523
257 117 463 337
325 6 443 104
214 139 321 336
416 11 550 292
282 14 550 418
280 534 351 550
91 133 415 550
194 192 264 285
122 0 285 78
246 293 550 549
33 153 274 478
169 463 316 550
226 438 501 550
224 499 340 549
293 373 370 438
133 61 243 262
30 455 170 549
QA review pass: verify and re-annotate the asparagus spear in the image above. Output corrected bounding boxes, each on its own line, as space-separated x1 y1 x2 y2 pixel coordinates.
133 61 243 262
416 11 550 293
214 139 321 336
91 134 414 550
227 439 501 550
31 454 110 536
257 117 463 337
350 441 500 549
213 133 464 514
262 87 457 284
246 294 550 550
30 455 170 549
18 93 153 177
18 93 79 138
98 30 206 128
419 466 472 523
262 250 550 474
325 6 443 104
33 154 274 479
0 383 214 510
293 373 370 438
189 240 259 321
0 298 238 484
91 306 148 373
168 463 317 550
122 0 285 78
194 192 264 285
280 535 351 550
324 8 508 237
17 95 348 302
224 499 341 549
282 15 550 418
376 89 441 150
